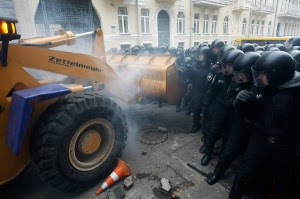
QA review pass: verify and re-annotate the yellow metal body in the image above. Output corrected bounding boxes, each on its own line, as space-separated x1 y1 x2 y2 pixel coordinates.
0 29 182 185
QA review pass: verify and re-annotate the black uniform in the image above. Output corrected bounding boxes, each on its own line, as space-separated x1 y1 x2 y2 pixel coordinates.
229 86 300 199
190 61 210 128
202 76 238 156
229 51 300 199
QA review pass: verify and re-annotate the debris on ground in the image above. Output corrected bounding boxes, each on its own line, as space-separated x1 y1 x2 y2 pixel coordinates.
158 127 168 133
124 176 134 190
160 178 171 195
108 185 125 199
141 151 147 156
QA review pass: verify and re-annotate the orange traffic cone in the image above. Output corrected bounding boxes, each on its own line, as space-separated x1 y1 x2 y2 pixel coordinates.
96 159 131 195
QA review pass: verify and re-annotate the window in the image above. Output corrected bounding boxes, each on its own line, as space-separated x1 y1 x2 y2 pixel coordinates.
284 22 288 35
242 18 247 35
194 14 200 34
212 15 217 34
251 20 255 34
256 20 260 35
177 12 185 34
223 16 229 34
143 43 152 48
267 21 271 36
178 42 184 48
261 21 265 35
141 9 150 34
203 14 209 34
120 44 131 50
118 7 129 33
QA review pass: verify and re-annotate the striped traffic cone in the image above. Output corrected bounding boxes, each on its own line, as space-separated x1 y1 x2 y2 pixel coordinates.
96 159 131 195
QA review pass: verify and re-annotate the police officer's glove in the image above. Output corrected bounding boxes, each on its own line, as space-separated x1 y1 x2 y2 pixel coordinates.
233 90 254 106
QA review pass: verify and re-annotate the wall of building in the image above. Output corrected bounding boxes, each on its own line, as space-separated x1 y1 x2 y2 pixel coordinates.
10 0 300 51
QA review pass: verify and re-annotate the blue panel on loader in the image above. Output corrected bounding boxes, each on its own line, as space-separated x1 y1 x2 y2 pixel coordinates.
6 84 71 155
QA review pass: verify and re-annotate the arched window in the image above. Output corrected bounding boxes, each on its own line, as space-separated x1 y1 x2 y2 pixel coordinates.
251 19 255 34
177 12 185 34
267 21 272 36
242 18 247 35
223 16 229 34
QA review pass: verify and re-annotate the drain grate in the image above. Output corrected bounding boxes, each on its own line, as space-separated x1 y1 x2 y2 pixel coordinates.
138 128 168 145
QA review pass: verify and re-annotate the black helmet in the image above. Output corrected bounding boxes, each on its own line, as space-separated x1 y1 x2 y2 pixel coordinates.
240 43 255 53
289 50 300 72
292 46 300 51
170 47 177 55
196 46 210 62
275 43 287 51
255 46 265 52
285 36 300 50
211 40 225 54
218 45 236 62
159 46 167 54
256 50 264 55
184 57 193 67
265 44 275 51
199 42 208 48
252 51 295 87
268 47 280 52
190 47 198 59
221 49 244 75
233 52 261 83
131 47 140 55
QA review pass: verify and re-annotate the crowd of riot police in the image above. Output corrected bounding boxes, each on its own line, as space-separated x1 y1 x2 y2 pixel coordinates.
107 38 300 198
175 38 300 199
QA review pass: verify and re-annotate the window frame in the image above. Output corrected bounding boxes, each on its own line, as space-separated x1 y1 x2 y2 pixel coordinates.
141 8 150 34
203 14 209 34
177 12 186 34
242 18 247 35
194 13 200 34
223 16 229 34
212 15 217 34
118 7 129 34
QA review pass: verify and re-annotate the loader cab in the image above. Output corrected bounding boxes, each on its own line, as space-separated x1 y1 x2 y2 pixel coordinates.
0 17 20 66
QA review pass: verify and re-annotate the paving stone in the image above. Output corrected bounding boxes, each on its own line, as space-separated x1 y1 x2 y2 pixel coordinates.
124 176 133 190
160 178 171 195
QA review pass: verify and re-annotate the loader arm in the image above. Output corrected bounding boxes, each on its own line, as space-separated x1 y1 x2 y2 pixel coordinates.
8 44 134 103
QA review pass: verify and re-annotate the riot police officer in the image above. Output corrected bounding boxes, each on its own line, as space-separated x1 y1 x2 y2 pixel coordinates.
211 40 225 64
201 45 235 145
206 52 261 185
190 46 211 133
201 49 244 166
229 51 300 199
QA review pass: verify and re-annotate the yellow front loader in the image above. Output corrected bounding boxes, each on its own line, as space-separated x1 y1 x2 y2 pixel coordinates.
0 18 183 191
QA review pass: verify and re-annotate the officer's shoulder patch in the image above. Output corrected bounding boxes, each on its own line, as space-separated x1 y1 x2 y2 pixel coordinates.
207 73 213 81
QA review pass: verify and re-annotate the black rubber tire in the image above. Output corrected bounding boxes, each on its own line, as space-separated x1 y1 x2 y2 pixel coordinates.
31 92 127 192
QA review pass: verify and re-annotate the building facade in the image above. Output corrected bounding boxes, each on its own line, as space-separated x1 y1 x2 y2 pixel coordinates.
9 0 300 50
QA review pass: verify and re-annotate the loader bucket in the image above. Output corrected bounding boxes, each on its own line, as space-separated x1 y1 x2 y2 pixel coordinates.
106 54 183 104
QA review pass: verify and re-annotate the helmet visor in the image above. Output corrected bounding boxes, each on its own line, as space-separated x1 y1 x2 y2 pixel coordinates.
233 70 250 83
212 47 220 54
252 67 269 87
222 63 233 75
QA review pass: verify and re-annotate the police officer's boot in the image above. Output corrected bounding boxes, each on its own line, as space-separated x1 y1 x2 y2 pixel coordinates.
201 153 212 166
206 163 225 185
190 124 200 133
199 144 206 154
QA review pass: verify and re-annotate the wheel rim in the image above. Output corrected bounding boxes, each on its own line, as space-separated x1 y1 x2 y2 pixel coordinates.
69 118 115 171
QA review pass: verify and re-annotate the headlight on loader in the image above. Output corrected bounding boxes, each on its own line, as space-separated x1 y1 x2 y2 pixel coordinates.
0 21 16 34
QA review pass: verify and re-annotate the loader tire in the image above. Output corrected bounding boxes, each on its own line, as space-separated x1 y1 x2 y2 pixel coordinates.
31 92 127 192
